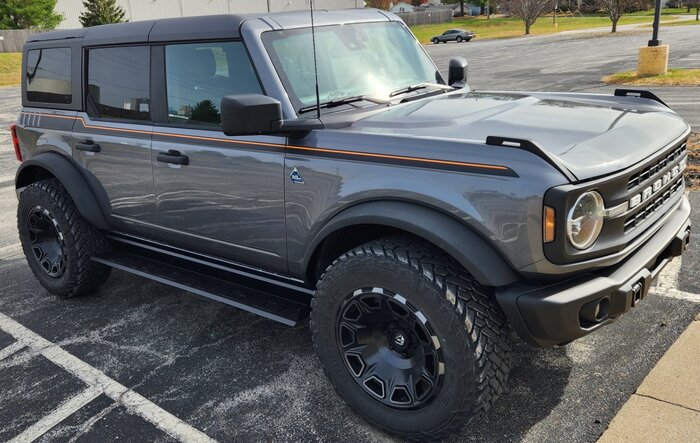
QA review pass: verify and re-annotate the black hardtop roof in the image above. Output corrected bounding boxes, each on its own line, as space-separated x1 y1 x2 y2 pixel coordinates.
26 9 393 46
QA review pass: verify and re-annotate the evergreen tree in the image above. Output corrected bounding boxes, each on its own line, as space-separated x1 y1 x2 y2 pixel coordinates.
79 0 127 27
190 100 221 124
0 0 63 29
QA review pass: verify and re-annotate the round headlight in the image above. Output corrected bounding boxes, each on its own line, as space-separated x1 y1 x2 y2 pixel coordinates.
567 191 604 250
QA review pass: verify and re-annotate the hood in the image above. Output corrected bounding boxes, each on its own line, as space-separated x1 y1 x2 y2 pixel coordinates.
346 91 690 181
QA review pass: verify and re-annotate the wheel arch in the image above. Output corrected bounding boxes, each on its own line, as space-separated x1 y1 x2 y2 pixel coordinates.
303 201 519 288
15 152 110 231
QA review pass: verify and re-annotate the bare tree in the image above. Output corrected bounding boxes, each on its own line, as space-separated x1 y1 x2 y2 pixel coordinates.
596 0 637 32
498 0 554 34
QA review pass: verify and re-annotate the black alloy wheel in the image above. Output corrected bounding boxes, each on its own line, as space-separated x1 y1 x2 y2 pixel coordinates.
18 179 111 297
337 287 443 409
311 236 512 439
26 206 66 278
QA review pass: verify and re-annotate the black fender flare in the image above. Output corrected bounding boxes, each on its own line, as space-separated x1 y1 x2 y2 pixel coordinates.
15 152 110 230
303 201 519 287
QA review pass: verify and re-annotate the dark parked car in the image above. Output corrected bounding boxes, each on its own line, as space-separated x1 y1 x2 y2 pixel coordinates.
432 28 475 43
12 8 691 441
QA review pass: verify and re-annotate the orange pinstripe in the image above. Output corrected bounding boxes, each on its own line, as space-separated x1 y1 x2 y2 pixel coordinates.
22 112 511 172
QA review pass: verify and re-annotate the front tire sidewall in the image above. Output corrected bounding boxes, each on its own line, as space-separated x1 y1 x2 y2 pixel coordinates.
312 256 477 435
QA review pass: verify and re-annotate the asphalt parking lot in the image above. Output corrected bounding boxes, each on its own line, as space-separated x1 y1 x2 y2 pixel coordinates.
426 25 700 130
1 25 700 442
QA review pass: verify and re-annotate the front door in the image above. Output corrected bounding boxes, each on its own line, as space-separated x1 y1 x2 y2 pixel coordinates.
72 45 155 229
151 41 287 272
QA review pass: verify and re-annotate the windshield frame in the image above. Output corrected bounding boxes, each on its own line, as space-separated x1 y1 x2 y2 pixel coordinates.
261 20 444 117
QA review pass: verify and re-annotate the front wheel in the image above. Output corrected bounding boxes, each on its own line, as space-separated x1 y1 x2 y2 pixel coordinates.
432 38 439 44
310 236 512 440
456 36 463 42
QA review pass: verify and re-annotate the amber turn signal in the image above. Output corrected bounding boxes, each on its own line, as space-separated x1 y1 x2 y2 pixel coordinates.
544 206 555 243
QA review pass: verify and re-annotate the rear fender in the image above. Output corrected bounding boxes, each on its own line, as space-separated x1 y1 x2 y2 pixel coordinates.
15 152 110 230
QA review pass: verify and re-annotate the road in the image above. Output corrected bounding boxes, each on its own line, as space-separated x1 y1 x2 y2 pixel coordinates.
1 25 700 443
426 24 700 130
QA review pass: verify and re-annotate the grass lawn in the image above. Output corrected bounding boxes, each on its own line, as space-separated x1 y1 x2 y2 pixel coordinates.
0 53 22 87
624 7 689 16
410 15 671 43
660 18 700 26
602 68 700 86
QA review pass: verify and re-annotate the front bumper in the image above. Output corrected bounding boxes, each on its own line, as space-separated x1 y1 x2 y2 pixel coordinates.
496 195 692 347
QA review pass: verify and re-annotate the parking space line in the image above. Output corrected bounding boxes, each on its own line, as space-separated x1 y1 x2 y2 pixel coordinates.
657 257 682 292
653 257 700 303
0 313 217 443
9 386 102 443
0 341 24 360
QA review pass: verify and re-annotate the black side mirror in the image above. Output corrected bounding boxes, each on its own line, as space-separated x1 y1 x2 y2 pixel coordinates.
221 94 283 136
448 57 468 88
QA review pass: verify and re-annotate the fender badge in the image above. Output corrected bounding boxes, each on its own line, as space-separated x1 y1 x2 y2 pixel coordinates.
290 167 305 184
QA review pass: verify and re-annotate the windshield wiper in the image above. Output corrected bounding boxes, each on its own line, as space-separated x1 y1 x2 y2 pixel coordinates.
298 95 387 114
389 82 453 98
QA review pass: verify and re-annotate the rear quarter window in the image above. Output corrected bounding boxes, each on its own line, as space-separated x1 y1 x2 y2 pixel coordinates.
26 48 72 104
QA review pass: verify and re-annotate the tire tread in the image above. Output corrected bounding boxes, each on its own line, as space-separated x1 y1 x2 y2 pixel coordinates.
18 179 110 298
311 235 511 440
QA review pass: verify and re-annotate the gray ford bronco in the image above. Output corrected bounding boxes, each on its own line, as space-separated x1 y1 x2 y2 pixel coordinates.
12 9 692 440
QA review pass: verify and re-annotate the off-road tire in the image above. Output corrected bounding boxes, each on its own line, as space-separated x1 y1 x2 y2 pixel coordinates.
18 178 111 297
310 236 512 440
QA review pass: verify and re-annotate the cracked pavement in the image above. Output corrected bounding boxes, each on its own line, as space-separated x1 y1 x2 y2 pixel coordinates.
1 25 700 442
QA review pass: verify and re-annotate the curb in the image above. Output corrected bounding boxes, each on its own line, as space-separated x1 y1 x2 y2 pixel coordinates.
597 314 700 442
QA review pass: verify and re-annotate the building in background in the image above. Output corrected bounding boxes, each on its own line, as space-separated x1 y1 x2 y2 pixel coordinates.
54 0 365 29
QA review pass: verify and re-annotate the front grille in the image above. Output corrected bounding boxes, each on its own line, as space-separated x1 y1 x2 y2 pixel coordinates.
627 143 687 191
544 136 688 264
624 177 684 233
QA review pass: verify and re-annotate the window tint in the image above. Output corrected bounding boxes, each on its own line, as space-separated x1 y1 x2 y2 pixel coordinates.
87 46 150 121
165 41 262 127
26 48 72 104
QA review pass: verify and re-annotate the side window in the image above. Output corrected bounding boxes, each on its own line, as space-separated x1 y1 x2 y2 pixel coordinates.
165 41 263 127
87 46 150 121
26 48 72 104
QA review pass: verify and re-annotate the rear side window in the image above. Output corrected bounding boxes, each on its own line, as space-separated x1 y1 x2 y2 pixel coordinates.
87 46 150 121
26 48 72 104
165 41 262 127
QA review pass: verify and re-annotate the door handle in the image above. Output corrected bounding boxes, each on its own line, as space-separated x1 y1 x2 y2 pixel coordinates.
157 150 189 165
75 141 100 152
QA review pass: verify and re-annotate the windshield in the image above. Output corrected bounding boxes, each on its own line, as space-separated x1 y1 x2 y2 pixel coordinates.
262 22 443 113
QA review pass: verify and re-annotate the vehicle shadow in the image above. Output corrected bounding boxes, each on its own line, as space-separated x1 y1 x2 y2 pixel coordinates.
447 336 573 443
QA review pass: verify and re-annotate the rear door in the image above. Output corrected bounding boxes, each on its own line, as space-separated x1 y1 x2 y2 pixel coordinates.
150 41 287 272
72 45 156 228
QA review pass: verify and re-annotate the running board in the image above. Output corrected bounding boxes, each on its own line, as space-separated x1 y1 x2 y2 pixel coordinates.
92 250 310 326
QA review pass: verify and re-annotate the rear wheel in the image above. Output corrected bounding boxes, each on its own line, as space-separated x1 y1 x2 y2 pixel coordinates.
18 179 111 298
311 236 512 440
456 36 463 42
